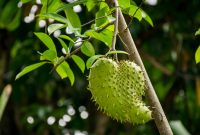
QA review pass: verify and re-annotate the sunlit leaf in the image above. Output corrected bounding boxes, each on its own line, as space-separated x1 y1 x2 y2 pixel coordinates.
86 1 95 11
86 55 103 69
64 7 81 33
107 6 121 14
100 29 113 48
55 0 89 13
15 62 46 80
41 0 54 6
195 46 200 64
106 50 129 55
96 6 109 27
36 13 68 24
62 64 75 86
81 41 95 56
195 28 200 36
118 0 130 8
42 50 57 61
34 32 57 55
84 31 106 45
48 23 67 35
141 9 154 27
129 5 142 21
59 35 74 42
56 61 69 79
100 2 108 10
39 0 61 20
57 38 69 54
71 55 85 73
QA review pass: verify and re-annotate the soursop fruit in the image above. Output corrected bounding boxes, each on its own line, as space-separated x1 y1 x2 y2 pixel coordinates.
87 58 152 124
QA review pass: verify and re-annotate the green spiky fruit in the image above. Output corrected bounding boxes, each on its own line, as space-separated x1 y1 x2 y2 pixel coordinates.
87 58 152 124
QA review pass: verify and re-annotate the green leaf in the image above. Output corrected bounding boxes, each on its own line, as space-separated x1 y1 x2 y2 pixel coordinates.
129 5 142 21
71 55 85 73
0 0 18 28
0 85 12 121
106 50 129 55
56 61 69 79
81 41 95 56
42 50 57 61
86 1 96 11
107 17 116 22
74 30 88 38
195 46 200 64
117 0 130 8
99 29 113 48
36 13 68 24
39 0 61 20
48 23 67 35
84 31 106 45
107 6 120 14
41 0 53 6
6 8 22 31
96 6 109 27
55 0 89 13
141 9 154 27
130 1 137 6
15 62 46 80
0 0 6 9
69 38 79 51
64 7 81 33
195 28 200 36
100 2 108 10
34 32 57 55
86 55 104 69
59 35 74 42
57 38 69 54
21 0 32 3
170 120 190 135
62 64 75 86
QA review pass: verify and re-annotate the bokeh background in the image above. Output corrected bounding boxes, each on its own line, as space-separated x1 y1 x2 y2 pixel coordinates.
0 0 200 135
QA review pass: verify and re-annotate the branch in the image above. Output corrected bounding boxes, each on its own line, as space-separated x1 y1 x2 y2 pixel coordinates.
138 49 173 76
126 0 144 29
105 0 173 134
49 21 115 74
110 1 119 61
78 5 131 29
45 0 49 34
79 11 114 28
117 33 130 52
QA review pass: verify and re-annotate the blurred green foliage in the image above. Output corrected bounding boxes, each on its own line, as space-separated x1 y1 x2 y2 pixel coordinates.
0 0 200 135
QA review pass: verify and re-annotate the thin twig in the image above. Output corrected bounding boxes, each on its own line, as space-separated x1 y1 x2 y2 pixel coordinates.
49 21 115 74
45 0 49 34
117 33 130 52
110 1 119 61
120 6 132 18
126 0 144 29
79 11 114 28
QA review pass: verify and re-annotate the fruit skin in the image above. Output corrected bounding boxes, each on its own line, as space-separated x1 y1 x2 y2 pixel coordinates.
87 58 152 124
